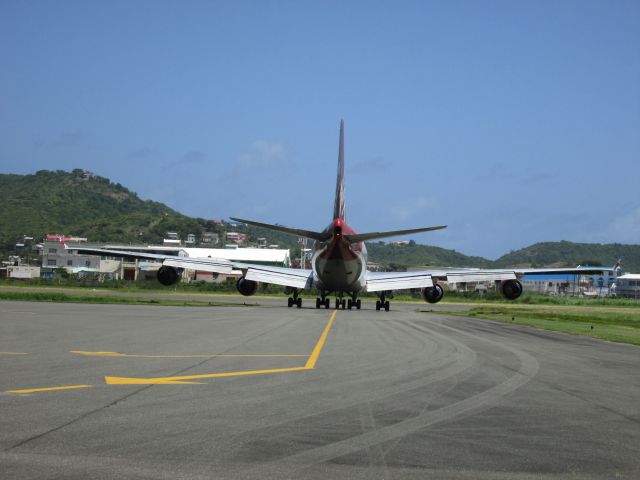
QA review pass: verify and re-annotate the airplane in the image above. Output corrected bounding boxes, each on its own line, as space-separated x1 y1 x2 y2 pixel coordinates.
70 120 610 310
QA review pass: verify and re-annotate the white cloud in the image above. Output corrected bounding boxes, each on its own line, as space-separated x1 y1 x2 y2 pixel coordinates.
388 196 439 224
237 140 288 169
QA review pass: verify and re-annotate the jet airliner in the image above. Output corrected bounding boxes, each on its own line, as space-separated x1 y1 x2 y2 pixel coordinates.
72 121 609 310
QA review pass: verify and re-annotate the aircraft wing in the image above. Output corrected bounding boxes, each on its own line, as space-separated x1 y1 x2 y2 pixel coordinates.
366 265 611 291
366 271 434 292
69 246 313 289
244 265 313 290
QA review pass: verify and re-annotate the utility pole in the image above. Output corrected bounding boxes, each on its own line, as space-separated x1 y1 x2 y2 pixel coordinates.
298 237 308 269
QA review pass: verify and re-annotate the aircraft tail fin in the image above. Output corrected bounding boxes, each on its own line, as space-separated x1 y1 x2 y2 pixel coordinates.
333 119 346 220
229 217 331 242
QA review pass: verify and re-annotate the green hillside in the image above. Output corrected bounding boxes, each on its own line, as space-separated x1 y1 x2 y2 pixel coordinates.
1 169 638 272
366 241 493 269
494 241 640 272
0 169 223 252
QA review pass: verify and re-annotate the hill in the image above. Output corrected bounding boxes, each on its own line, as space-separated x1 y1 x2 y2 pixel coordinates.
0 169 223 252
1 169 638 272
494 241 640 272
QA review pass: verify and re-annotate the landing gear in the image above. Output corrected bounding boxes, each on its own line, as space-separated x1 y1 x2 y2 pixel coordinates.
375 292 391 311
287 288 302 308
335 298 346 310
347 295 361 310
316 291 331 309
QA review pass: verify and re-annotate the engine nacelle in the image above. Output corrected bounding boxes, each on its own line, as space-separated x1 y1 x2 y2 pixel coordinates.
237 277 258 296
501 279 523 300
422 284 444 304
157 266 180 286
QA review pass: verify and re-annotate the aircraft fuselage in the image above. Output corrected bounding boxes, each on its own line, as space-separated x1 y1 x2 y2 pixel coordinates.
312 218 367 293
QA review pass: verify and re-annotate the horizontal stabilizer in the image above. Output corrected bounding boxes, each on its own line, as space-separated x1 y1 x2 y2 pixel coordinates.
230 217 330 242
346 225 446 243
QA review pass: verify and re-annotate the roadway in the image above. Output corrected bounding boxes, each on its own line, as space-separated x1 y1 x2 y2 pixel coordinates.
1 299 638 479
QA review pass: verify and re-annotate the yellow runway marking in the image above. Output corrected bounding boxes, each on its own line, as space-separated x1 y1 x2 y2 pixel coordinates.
6 384 92 394
106 310 338 385
305 309 337 369
0 352 28 355
70 351 307 358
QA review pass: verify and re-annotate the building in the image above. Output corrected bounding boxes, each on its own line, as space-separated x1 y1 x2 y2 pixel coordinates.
0 265 40 279
41 240 101 271
225 231 247 244
613 274 640 299
200 232 220 245
521 266 617 296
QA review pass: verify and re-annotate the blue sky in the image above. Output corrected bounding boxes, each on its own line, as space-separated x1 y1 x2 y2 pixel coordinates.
1 1 638 258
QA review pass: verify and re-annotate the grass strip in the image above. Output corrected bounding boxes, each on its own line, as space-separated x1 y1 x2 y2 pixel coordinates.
0 291 243 307
446 305 640 345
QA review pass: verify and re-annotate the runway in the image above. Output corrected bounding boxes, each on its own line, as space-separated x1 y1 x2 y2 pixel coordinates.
1 299 638 479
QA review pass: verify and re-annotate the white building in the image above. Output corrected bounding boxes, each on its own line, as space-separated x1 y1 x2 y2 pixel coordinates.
613 274 640 299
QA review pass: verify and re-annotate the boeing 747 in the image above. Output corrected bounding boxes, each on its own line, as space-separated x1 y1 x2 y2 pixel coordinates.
72 121 609 310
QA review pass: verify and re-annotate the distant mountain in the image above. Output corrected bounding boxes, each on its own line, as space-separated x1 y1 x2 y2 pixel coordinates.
365 241 493 269
1 169 638 272
494 241 640 272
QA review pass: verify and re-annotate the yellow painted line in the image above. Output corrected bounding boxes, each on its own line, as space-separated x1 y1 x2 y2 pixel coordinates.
70 351 306 358
105 310 338 385
0 352 28 355
6 384 92 394
105 366 309 384
305 309 338 369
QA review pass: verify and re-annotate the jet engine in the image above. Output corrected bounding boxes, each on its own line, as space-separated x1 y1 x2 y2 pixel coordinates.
157 266 180 286
236 277 258 296
501 279 523 300
422 284 444 304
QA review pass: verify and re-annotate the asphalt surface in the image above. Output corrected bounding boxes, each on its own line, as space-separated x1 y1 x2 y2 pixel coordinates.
1 299 638 479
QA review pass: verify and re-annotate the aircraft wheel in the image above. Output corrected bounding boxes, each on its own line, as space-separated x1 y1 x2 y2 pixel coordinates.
384 301 390 312
356 299 361 309
296 298 302 308
375 300 381 311
341 299 346 309
315 298 321 309
347 299 353 309
287 297 293 308
324 298 330 309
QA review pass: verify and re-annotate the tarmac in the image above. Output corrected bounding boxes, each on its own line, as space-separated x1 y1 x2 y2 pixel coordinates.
1 298 639 479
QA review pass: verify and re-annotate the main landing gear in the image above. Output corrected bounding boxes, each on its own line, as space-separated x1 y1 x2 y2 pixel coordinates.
315 291 331 309
314 291 361 310
334 293 362 310
287 288 302 308
375 291 391 311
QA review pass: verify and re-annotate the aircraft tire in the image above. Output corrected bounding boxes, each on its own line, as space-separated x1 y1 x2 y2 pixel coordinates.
384 301 390 312
287 297 293 308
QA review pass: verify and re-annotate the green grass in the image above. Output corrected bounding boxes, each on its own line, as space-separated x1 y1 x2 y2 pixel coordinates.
0 290 244 307
445 304 640 345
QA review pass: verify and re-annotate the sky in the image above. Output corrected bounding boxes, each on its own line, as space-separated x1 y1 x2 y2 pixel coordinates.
1 0 639 259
